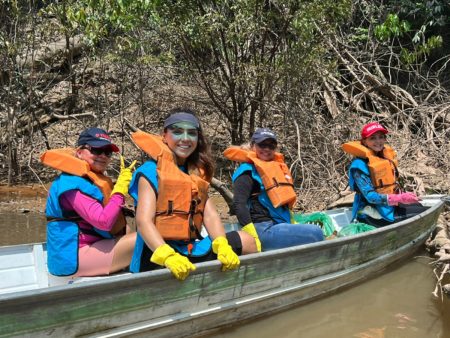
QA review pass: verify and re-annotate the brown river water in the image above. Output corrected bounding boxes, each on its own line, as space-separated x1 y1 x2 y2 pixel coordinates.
1 210 450 337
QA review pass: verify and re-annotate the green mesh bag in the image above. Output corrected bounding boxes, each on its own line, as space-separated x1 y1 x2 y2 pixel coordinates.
338 223 376 237
293 212 336 238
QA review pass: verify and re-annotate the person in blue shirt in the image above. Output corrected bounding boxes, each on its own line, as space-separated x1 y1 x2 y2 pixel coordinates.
344 122 428 227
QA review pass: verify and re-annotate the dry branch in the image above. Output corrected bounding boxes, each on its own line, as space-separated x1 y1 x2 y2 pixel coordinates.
211 177 233 208
51 112 97 120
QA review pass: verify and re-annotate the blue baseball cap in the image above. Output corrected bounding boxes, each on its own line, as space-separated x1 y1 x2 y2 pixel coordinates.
77 128 119 152
163 112 200 129
251 128 277 144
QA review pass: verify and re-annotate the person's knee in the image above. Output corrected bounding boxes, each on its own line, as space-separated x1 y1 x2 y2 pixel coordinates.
116 232 137 257
303 224 324 242
237 231 258 254
313 226 325 241
226 231 258 255
127 232 137 244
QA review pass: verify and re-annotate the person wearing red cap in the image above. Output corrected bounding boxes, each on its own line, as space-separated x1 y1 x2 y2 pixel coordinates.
342 122 427 227
43 128 137 276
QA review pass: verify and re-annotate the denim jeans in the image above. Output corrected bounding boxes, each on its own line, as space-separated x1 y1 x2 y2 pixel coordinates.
254 220 324 251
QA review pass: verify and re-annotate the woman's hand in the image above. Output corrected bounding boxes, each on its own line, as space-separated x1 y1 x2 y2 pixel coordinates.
212 236 240 271
111 156 137 196
387 192 420 206
151 244 196 280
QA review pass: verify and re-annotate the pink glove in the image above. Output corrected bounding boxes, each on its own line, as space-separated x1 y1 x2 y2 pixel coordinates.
387 192 420 206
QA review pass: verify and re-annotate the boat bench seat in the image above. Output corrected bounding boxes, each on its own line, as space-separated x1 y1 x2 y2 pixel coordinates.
0 244 48 295
0 243 131 295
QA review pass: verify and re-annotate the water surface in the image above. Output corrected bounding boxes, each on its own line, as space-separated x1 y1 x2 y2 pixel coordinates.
0 212 46 246
211 256 450 338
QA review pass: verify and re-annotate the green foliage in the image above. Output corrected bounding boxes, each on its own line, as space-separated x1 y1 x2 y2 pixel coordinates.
394 0 449 28
0 1 27 55
374 9 445 65
33 0 352 135
349 27 370 43
41 0 155 47
151 0 351 142
375 1 449 65
374 14 410 41
400 35 443 64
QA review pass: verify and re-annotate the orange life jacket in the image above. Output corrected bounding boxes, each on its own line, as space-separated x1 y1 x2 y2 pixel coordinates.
223 146 297 209
131 131 209 240
40 148 127 232
342 141 399 194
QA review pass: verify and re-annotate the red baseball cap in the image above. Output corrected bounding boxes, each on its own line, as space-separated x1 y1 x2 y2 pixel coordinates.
361 122 388 139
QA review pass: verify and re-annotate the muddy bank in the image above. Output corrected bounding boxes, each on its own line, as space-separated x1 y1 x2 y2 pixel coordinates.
0 184 48 213
0 184 234 222
425 207 450 298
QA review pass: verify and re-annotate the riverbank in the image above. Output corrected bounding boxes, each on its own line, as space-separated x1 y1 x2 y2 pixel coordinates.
0 183 233 220
425 207 450 298
0 184 48 213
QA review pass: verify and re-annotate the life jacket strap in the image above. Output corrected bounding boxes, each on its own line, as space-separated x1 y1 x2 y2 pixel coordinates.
46 216 82 222
155 209 190 216
374 181 398 190
154 202 203 240
189 199 203 240
188 215 203 240
265 178 295 191
79 227 105 238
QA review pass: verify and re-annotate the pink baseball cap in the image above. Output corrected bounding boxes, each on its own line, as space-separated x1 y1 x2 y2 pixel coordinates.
361 122 388 139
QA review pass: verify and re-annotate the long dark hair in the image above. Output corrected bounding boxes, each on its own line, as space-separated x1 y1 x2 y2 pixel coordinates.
164 108 215 181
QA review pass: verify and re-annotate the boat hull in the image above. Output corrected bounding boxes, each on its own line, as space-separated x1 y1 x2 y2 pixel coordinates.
0 196 444 337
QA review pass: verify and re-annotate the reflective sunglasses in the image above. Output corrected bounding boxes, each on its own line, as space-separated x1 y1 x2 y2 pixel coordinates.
167 125 199 141
256 142 277 150
81 145 113 157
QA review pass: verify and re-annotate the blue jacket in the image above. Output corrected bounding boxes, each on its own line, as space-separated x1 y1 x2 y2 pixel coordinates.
349 158 394 222
232 163 291 224
45 173 108 276
129 161 211 273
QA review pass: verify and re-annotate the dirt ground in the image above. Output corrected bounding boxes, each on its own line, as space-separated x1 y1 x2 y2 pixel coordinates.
0 184 49 213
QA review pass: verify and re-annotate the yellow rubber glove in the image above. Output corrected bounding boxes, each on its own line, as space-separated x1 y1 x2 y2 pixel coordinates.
111 156 137 197
212 236 240 271
150 244 196 281
242 223 262 252
290 211 298 224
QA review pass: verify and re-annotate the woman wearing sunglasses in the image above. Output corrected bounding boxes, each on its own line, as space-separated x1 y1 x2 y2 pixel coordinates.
42 127 136 277
342 122 427 227
128 109 257 280
224 128 324 251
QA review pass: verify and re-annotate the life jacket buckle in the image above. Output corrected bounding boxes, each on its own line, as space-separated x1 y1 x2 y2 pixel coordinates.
272 177 279 187
167 201 174 215
190 199 199 214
